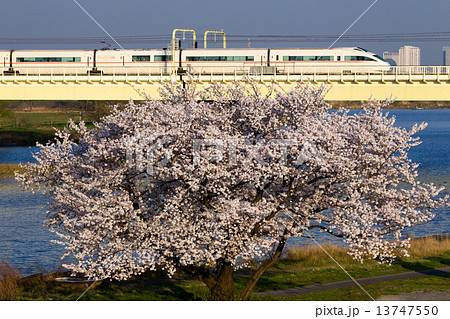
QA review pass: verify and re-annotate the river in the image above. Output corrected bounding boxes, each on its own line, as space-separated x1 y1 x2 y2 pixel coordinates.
0 109 449 275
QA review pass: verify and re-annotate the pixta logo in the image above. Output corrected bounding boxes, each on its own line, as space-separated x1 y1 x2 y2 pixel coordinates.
126 136 326 174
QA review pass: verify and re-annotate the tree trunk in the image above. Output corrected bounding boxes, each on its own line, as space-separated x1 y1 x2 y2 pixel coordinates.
210 258 234 301
179 260 234 300
239 236 287 300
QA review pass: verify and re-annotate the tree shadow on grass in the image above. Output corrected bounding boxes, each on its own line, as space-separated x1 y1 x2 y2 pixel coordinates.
426 257 450 266
234 272 310 293
79 278 204 301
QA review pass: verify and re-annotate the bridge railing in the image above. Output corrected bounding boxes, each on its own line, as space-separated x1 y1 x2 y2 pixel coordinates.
0 65 449 80
387 66 450 75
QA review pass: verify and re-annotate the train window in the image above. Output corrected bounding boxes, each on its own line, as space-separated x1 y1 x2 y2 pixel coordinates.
316 56 333 61
132 55 151 62
344 56 376 61
154 55 172 62
283 56 334 61
373 54 386 62
61 57 81 62
16 57 81 62
186 56 254 62
240 56 254 61
283 56 301 61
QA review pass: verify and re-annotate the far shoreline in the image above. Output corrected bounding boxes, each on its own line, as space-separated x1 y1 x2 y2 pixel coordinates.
0 104 449 147
1 100 449 112
329 100 450 109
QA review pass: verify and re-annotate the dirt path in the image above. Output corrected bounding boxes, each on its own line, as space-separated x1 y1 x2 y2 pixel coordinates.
376 290 450 301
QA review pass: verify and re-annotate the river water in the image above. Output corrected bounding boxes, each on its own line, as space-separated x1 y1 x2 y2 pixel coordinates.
0 109 449 274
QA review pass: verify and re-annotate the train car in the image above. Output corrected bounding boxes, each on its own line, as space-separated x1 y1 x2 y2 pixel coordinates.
96 49 173 74
180 48 268 74
270 47 390 74
10 50 94 74
2 46 390 75
179 47 389 75
0 51 10 74
4 49 176 75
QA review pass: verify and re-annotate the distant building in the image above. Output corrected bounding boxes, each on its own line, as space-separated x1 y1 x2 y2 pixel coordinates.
444 46 450 66
399 46 420 66
383 51 399 66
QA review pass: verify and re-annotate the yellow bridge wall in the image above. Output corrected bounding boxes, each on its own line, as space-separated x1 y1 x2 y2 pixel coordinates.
0 75 449 101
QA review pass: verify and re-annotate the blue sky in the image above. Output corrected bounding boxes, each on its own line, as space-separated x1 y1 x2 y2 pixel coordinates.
0 0 449 64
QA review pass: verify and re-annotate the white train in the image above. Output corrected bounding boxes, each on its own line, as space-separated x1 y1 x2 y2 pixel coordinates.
0 47 390 75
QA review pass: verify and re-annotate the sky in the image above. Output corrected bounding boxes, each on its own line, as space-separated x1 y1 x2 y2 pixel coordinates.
0 0 449 65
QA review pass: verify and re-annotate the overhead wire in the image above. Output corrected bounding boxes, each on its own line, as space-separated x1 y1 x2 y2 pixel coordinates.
0 32 449 46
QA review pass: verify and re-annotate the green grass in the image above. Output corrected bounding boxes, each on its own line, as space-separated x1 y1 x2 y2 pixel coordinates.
0 127 59 147
252 276 450 301
17 273 211 301
0 164 24 178
0 112 94 128
241 237 449 296
0 112 98 146
12 236 449 301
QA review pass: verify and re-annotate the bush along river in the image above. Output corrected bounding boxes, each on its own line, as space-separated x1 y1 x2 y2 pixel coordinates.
0 109 449 275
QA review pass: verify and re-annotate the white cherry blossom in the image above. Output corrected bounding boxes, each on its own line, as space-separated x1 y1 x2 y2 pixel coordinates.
17 80 448 300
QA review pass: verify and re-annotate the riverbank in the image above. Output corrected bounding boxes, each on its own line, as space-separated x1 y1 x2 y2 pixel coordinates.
0 128 58 147
1 105 449 147
2 235 448 301
329 100 450 109
0 164 23 178
2 100 450 112
0 111 94 147
0 102 109 147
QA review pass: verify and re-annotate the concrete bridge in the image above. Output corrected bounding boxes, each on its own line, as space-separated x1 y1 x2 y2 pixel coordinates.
0 66 449 101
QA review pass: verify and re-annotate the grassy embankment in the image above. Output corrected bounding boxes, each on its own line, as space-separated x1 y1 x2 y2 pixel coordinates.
329 100 450 109
1 235 448 301
0 111 96 147
0 164 24 178
1 101 449 147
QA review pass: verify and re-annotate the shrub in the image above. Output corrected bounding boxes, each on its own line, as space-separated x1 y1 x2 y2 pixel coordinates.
0 260 21 301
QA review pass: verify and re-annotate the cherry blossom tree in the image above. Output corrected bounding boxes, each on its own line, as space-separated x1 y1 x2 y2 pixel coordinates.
17 80 448 300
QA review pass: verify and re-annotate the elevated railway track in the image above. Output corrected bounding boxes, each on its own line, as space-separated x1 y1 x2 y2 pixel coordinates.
0 66 449 101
